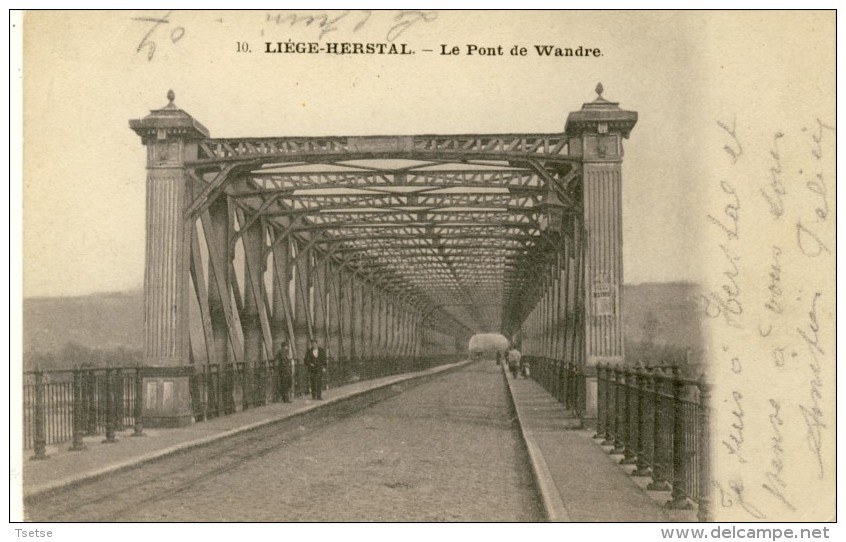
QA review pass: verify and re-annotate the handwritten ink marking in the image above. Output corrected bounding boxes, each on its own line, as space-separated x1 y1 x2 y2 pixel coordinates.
759 247 785 357
721 344 742 373
701 243 742 328
718 118 743 163
133 10 185 61
762 398 796 511
713 480 734 508
707 180 740 241
805 171 828 221
796 221 829 258
810 118 835 161
722 390 747 463
802 120 830 221
713 480 766 519
761 132 786 218
797 292 824 357
797 292 825 479
387 10 438 42
769 346 797 368
764 245 783 315
266 10 371 40
265 10 436 42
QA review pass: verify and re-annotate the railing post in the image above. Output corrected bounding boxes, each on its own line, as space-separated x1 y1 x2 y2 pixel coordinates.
697 375 713 521
209 364 220 418
573 363 580 415
612 368 625 454
632 366 651 476
102 367 118 444
620 367 637 464
259 359 268 406
270 358 279 402
666 366 692 509
85 368 97 435
114 368 125 431
31 368 47 460
593 364 604 438
601 364 615 445
648 368 671 490
556 359 564 402
132 367 145 436
237 362 248 411
191 367 204 422
70 366 85 451
576 365 586 428
225 363 236 414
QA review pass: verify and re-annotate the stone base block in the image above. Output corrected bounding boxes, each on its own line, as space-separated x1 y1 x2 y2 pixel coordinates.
140 366 194 428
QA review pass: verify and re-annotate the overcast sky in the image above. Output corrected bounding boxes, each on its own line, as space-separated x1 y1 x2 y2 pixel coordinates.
21 10 831 297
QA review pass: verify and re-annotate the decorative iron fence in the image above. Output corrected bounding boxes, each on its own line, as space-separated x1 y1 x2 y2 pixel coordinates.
526 357 711 521
23 355 460 456
23 367 139 457
527 356 586 420
596 364 710 521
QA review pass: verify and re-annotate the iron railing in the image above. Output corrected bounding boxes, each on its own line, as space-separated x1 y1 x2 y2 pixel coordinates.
596 364 711 521
23 355 460 456
527 356 586 421
526 357 711 521
23 367 138 457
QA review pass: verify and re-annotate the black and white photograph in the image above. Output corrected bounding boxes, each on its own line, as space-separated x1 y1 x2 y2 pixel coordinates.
12 9 836 529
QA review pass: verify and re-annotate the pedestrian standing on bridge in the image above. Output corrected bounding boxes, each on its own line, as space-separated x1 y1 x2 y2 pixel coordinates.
304 339 327 400
275 342 292 403
507 348 521 379
520 356 531 379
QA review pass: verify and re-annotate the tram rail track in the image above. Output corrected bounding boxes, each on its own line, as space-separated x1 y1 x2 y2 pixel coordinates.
25 372 441 521
25 360 543 522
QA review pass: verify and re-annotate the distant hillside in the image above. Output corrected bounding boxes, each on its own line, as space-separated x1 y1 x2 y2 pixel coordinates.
22 282 703 366
622 282 702 347
23 291 144 355
622 282 704 367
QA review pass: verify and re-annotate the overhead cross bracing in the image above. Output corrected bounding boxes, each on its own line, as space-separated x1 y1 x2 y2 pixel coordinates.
184 147 581 335
130 86 638 427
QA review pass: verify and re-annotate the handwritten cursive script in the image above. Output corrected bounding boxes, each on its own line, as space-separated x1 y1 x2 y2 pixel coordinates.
265 10 438 42
722 390 747 463
761 132 786 218
797 292 825 479
762 398 796 511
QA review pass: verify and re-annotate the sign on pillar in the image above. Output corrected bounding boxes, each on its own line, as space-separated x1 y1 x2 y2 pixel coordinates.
564 83 637 420
130 91 209 427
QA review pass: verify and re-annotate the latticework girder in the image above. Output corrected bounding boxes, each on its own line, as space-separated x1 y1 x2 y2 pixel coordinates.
130 87 639 429
179 150 582 334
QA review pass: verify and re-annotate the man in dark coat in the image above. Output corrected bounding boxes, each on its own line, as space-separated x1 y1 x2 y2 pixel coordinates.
275 342 292 403
303 339 327 400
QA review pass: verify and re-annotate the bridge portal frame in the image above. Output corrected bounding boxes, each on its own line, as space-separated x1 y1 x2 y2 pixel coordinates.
130 85 636 427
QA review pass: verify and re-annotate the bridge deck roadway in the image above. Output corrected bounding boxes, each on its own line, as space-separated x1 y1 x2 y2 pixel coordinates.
22 360 691 522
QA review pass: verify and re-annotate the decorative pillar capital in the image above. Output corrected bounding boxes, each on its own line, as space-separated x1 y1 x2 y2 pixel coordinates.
130 90 209 166
565 83 638 162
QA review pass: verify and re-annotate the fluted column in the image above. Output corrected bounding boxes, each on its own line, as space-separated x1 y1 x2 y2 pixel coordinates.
131 91 210 427
565 83 638 419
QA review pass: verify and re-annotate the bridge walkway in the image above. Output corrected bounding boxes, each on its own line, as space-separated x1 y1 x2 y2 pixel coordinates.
23 361 694 522
504 365 696 522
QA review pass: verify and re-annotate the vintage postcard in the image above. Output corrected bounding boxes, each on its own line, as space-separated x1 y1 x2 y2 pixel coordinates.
14 10 835 527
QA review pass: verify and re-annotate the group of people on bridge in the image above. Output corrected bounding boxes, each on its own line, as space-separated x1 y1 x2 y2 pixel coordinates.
495 348 528 379
274 339 327 402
